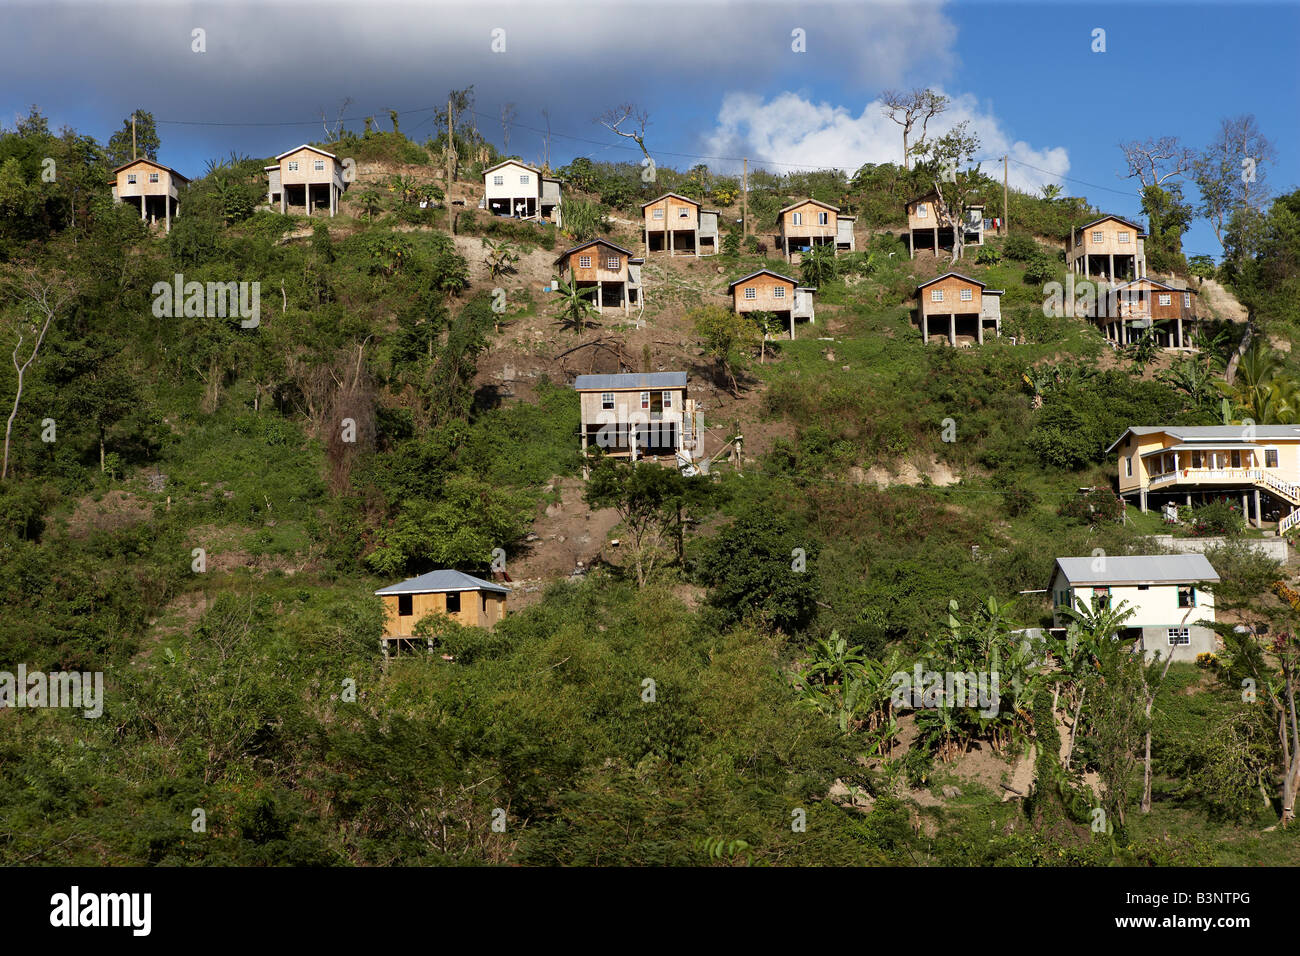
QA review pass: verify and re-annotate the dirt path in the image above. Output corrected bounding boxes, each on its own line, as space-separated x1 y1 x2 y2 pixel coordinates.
1199 278 1248 323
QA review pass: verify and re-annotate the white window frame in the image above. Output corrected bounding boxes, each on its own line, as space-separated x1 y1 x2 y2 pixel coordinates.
917 203 928 219
677 206 689 219
601 392 615 410
773 286 785 298
1126 456 1133 477
606 255 620 270
1158 293 1172 306
817 211 828 225
1118 232 1131 244
662 391 673 409
493 175 504 186
313 160 325 171
1167 627 1190 646
960 288 973 302
148 171 159 183
288 161 299 172
579 255 592 269
652 208 664 220
1265 447 1279 468
126 173 137 184
640 391 650 410
1092 230 1104 243
791 212 802 226
1184 293 1191 308
743 287 756 299
931 289 944 302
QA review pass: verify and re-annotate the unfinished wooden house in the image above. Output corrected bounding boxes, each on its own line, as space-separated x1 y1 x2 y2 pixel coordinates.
375 569 509 656
574 372 700 465
265 145 346 217
916 273 1004 346
641 193 719 256
108 158 188 233
554 239 643 315
906 191 985 258
1097 278 1200 348
483 160 563 227
1067 215 1147 282
777 199 854 261
728 269 815 338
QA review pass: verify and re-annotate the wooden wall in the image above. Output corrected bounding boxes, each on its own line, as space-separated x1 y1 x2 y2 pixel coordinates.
380 588 506 636
733 273 796 312
919 276 984 316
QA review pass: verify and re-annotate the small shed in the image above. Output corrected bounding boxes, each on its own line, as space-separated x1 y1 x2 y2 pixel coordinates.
375 569 510 655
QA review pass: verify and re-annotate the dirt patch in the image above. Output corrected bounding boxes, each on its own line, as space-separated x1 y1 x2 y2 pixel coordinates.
64 489 155 538
851 458 961 488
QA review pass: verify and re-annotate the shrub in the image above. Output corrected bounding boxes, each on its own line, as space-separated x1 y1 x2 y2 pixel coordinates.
1003 234 1040 261
975 244 1001 265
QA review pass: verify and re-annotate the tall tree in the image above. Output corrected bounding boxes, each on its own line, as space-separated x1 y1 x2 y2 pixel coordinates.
1195 115 1276 256
1118 135 1194 189
105 110 160 167
911 122 981 262
880 88 948 170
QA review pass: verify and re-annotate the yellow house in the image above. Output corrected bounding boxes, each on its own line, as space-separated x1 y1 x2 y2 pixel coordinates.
1108 424 1300 531
777 199 855 261
1067 215 1147 282
573 371 698 466
727 269 815 338
265 144 346 217
375 569 509 657
108 158 189 233
641 193 719 256
906 190 985 259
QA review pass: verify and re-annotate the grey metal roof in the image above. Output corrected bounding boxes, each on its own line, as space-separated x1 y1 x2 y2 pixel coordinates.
375 569 510 596
728 269 797 290
779 198 839 214
1076 214 1146 235
574 372 687 391
1051 554 1219 587
640 192 700 208
1107 425 1300 453
918 271 987 289
553 238 634 264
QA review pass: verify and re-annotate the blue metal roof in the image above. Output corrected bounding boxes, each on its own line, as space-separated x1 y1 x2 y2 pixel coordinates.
374 569 510 596
573 372 688 391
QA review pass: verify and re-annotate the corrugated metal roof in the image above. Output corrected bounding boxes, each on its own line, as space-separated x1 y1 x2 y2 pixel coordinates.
1108 425 1300 454
553 238 634 264
728 269 797 289
374 569 510 596
1051 554 1219 587
918 271 987 290
573 372 687 391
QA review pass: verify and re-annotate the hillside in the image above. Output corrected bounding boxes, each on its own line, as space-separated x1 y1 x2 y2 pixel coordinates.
3 114 1300 868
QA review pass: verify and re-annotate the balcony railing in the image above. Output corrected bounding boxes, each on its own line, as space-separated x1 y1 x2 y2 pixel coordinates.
1281 509 1300 535
1148 468 1262 487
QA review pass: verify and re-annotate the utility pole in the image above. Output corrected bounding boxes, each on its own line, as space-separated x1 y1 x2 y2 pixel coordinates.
131 113 137 160
1002 154 1009 236
446 96 454 198
742 158 748 239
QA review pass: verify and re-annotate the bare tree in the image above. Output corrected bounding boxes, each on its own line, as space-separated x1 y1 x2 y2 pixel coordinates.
880 88 948 170
912 123 981 263
597 103 652 162
1195 114 1277 253
320 97 353 142
500 102 517 155
1118 135 1195 188
1 264 77 480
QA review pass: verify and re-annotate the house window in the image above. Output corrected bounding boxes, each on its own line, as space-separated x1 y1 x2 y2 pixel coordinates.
1184 293 1191 308
126 173 137 184
773 286 785 298
791 212 802 226
520 175 530 185
445 592 461 614
1093 586 1111 610
744 287 756 299
1231 450 1241 468
493 175 504 185
917 204 928 218
931 289 944 302
288 161 299 171
653 208 664 220
148 172 159 183
1191 451 1203 468
398 594 413 616
1125 456 1133 477
1118 232 1131 243
606 255 620 270
641 392 650 410
579 255 592 269
313 160 325 171
1178 585 1196 608
601 392 614 410
960 288 973 301
1168 627 1190 646
1092 231 1104 243
817 212 828 225
1158 293 1171 306
1266 449 1279 468
662 391 672 409
1137 584 1149 591
677 207 688 219
1054 589 1069 607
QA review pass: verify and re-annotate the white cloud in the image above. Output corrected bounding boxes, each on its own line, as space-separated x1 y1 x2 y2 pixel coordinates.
701 89 1070 195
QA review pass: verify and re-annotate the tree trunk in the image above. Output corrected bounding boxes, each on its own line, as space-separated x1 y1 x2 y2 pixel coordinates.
1064 685 1086 770
1141 653 1175 813
1224 316 1255 386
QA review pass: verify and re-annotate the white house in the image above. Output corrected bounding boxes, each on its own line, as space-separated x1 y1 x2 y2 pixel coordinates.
1048 554 1220 662
483 160 562 227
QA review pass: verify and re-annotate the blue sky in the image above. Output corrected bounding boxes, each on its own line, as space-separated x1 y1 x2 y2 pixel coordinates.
2 0 1295 258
